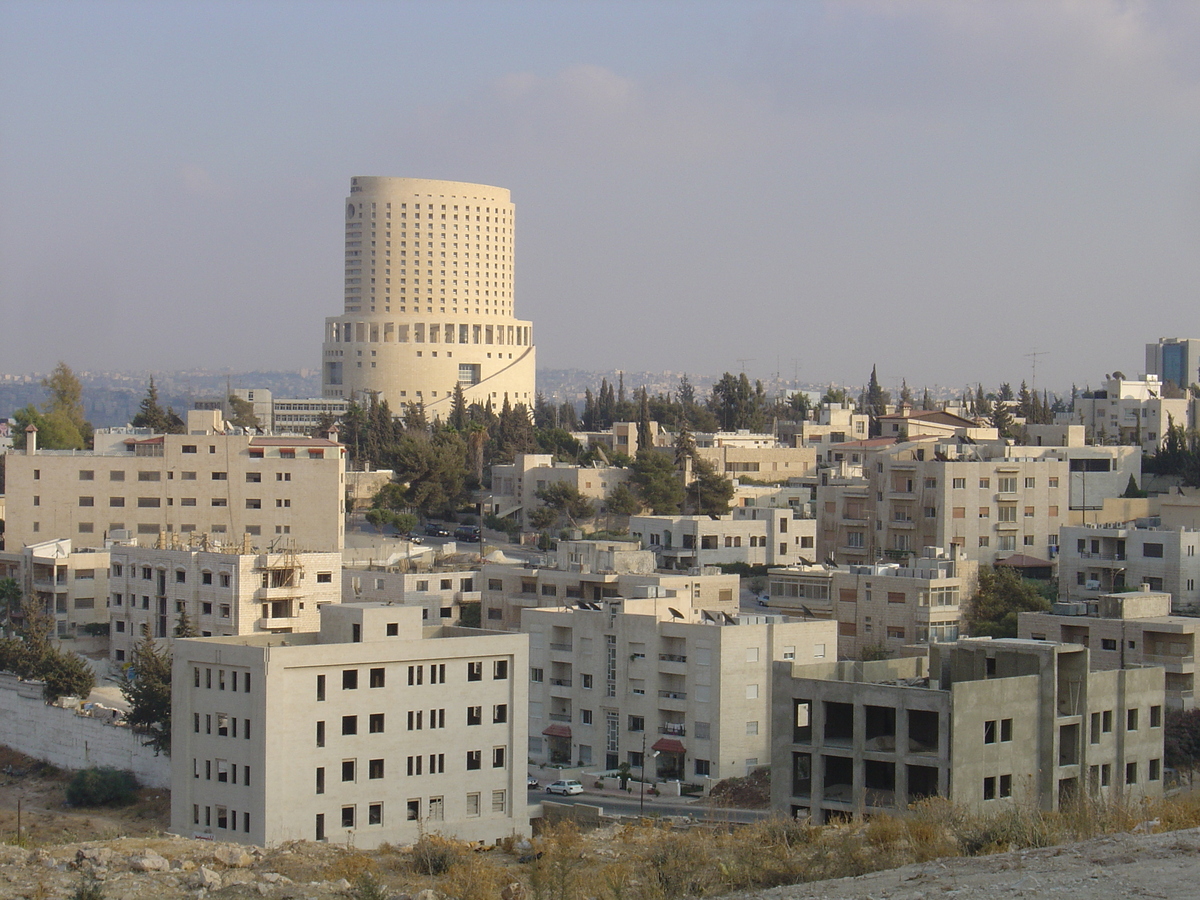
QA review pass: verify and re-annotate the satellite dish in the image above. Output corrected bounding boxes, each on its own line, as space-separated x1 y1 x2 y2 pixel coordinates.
667 607 683 619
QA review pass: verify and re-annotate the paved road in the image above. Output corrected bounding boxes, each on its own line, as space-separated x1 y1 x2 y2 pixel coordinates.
533 787 771 824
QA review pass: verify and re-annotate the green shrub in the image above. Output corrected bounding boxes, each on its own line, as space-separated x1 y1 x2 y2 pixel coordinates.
65 767 139 807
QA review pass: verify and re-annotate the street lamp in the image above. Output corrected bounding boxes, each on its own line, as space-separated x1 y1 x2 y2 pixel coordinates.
639 733 660 815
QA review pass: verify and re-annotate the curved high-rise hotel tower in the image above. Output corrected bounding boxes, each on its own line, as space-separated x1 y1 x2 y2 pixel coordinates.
322 177 535 414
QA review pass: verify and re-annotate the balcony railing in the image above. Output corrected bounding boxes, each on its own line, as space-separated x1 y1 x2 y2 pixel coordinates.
1076 552 1126 561
549 642 573 652
548 713 572 722
658 653 688 663
550 678 572 687
658 690 687 701
659 724 686 736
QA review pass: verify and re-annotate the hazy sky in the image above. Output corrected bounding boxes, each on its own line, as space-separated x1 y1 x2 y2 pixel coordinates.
3 1 1199 395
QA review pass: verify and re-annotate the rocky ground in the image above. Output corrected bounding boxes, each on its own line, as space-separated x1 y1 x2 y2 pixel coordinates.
4 745 1200 899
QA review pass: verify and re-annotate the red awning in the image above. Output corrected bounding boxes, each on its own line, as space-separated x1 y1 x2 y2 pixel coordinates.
542 723 571 738
652 737 685 753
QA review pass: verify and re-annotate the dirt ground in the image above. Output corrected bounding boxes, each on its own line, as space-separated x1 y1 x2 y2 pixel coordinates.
0 747 168 847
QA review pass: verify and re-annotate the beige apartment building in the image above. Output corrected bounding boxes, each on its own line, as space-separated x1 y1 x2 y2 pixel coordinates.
817 438 1138 568
767 548 976 659
1057 521 1200 613
344 563 481 625
489 453 631 529
4 411 345 553
693 444 816 484
0 538 115 636
107 540 341 664
772 639 1165 823
1020 590 1198 709
630 510 816 569
171 603 529 849
480 540 739 632
524 599 837 782
321 177 535 414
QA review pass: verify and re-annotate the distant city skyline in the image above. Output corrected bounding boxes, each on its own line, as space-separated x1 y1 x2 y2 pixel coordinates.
3 2 1199 389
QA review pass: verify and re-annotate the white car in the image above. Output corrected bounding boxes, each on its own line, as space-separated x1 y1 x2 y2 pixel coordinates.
545 779 584 795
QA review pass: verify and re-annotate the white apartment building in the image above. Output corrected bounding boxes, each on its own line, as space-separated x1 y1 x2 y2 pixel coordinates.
321 177 535 414
1020 590 1198 709
630 510 816 569
523 599 837 781
489 453 631 529
344 564 481 625
4 410 345 553
107 540 341 664
772 639 1166 823
480 540 739 632
1068 374 1188 453
171 603 529 849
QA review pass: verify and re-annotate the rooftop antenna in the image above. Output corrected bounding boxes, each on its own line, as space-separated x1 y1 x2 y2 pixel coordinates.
1024 350 1049 393
736 358 755 374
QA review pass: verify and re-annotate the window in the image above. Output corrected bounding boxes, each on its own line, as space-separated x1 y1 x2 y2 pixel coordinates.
316 674 325 701
1143 543 1164 558
493 660 508 679
466 750 481 770
342 716 358 735
746 721 759 735
952 478 966 489
492 746 506 768
370 667 385 688
998 477 1016 493
1127 709 1139 731
1149 758 1161 781
492 789 506 812
467 661 483 681
1125 762 1138 785
983 776 996 800
79 470 94 481
466 793 480 817
581 674 593 689
467 706 482 726
531 667 544 683
212 472 227 481
695 759 710 776
1102 710 1113 733
1000 718 1012 741
342 760 356 782
368 803 383 825
341 806 355 828
581 709 593 725
369 758 384 779
628 715 644 733
493 704 508 723
1151 705 1162 728
1101 639 1117 651
999 774 1012 798
79 496 94 507
984 720 997 744
343 669 358 690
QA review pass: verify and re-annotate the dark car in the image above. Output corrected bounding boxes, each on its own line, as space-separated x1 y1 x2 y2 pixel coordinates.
455 525 481 542
404 533 425 544
424 523 451 537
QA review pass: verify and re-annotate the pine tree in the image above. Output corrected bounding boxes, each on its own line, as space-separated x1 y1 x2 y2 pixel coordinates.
637 388 653 451
121 628 173 755
865 365 889 436
450 383 469 431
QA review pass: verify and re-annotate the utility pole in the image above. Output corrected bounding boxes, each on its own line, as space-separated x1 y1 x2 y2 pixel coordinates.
1024 350 1049 393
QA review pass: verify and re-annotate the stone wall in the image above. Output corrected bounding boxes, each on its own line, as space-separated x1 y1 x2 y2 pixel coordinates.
0 673 171 788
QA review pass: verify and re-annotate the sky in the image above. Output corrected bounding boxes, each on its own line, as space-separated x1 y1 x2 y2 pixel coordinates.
2 0 1200 397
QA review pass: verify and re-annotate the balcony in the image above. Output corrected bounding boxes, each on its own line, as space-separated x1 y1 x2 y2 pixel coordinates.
890 518 916 530
548 712 572 722
549 642 573 652
658 653 688 663
657 690 687 711
1143 653 1195 673
659 723 686 737
1076 552 1126 561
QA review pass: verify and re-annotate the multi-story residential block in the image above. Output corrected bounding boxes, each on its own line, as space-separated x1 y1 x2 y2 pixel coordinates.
489 453 630 529
344 564 480 625
524 599 837 781
321 177 535 414
875 408 993 442
107 541 342 664
767 548 976 658
0 538 115 636
630 510 816 569
816 437 1138 568
171 603 528 849
1019 589 1197 709
693 443 816 484
4 410 345 553
772 639 1165 823
271 397 351 435
1068 374 1188 453
794 404 871 459
570 421 669 457
1057 520 1200 613
481 540 739 632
